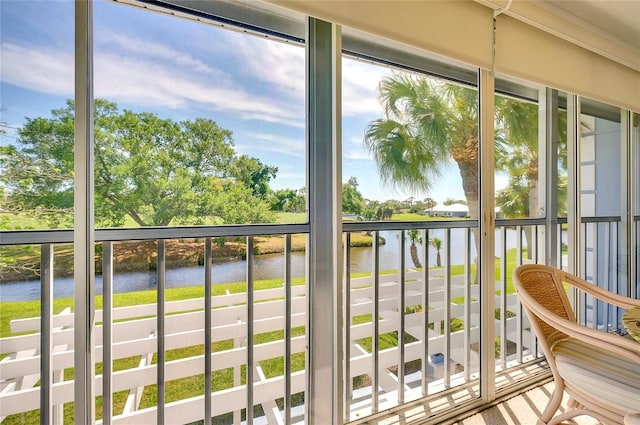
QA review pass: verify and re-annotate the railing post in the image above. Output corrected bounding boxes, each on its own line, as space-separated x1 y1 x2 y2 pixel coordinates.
246 236 254 424
157 239 166 424
40 244 54 424
204 238 212 423
102 242 113 425
421 228 430 397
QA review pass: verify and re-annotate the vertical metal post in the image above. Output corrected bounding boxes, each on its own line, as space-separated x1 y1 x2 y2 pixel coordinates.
372 231 380 413
74 1 95 422
398 231 406 404
204 238 213 423
247 236 255 424
421 229 430 397
516 228 523 364
621 110 632 298
478 68 496 403
567 95 582 277
306 16 343 425
630 113 638 299
464 228 471 381
567 95 584 318
157 240 166 424
545 88 559 267
343 232 352 421
102 242 113 425
500 227 507 370
444 229 451 388
284 234 293 425
41 244 54 424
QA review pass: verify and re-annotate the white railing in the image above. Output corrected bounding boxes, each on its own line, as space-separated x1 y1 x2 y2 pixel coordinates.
3 218 591 424
0 269 535 424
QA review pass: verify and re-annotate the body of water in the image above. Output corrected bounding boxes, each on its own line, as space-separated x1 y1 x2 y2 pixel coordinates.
0 229 524 302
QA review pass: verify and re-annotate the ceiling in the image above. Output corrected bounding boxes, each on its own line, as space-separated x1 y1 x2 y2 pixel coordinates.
479 0 640 72
539 0 640 50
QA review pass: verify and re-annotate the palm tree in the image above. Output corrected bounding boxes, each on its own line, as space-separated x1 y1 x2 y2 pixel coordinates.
364 73 544 259
407 229 422 268
364 73 483 254
430 237 442 267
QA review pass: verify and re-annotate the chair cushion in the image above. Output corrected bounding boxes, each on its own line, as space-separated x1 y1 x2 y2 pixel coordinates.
551 338 640 413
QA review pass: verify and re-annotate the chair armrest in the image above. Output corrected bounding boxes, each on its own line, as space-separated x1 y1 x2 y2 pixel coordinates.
561 270 640 310
518 285 640 364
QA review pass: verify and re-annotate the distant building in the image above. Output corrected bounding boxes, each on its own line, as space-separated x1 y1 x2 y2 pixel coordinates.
432 203 468 218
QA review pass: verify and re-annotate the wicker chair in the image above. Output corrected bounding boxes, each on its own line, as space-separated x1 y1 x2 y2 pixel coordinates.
513 264 640 425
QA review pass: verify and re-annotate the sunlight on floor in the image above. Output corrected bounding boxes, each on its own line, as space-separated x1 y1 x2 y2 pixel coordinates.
457 381 602 425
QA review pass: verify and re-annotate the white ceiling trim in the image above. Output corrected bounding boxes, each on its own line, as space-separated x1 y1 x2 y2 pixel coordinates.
474 0 640 73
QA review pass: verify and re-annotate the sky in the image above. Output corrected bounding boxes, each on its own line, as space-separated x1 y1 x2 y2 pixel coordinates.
0 0 468 204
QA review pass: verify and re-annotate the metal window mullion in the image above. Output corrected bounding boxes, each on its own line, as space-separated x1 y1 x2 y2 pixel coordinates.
398 231 406 404
204 238 213 423
284 234 292 425
628 111 637 299
74 1 95 423
545 88 560 267
157 240 166 424
102 242 113 425
40 244 54 425
500 227 507 370
478 67 496 403
421 229 430 396
372 231 380 413
621 110 631 299
444 229 451 388
567 94 582 277
306 17 342 425
344 232 352 421
567 94 583 319
247 236 255 424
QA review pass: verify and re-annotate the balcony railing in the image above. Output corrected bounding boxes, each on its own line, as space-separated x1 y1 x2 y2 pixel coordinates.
0 217 633 424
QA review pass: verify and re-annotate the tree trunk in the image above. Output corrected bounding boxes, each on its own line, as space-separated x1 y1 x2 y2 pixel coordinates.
410 242 422 268
452 137 480 284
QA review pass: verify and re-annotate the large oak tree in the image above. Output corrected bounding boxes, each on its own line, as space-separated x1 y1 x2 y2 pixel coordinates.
0 99 276 227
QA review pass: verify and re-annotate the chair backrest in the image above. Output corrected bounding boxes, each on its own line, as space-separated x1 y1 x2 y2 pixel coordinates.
513 264 577 348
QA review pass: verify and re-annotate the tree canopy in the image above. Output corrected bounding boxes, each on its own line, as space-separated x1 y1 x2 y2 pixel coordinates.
0 99 277 227
342 177 366 216
364 72 553 222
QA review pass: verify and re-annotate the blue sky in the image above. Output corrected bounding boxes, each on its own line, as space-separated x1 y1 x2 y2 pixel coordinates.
0 0 467 204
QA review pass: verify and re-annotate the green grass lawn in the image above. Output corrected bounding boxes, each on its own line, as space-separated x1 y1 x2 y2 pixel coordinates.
2 210 473 230
1 250 526 424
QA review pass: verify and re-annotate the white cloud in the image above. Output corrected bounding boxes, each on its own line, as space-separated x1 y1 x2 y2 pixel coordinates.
2 33 390 127
1 43 74 96
342 58 390 117
98 31 224 78
1 39 305 128
237 132 305 158
228 35 306 99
